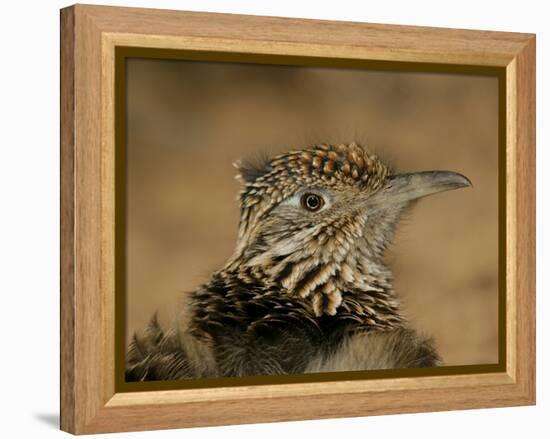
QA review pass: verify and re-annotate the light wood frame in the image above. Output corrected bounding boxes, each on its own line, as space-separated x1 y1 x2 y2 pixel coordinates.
60 4 536 434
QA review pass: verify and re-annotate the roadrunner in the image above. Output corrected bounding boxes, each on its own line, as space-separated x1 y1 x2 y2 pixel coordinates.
126 142 471 381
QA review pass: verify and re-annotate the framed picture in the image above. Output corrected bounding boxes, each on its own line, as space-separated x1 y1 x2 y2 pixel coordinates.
60 4 536 434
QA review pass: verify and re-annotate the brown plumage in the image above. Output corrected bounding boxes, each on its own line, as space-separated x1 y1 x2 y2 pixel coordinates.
126 142 471 381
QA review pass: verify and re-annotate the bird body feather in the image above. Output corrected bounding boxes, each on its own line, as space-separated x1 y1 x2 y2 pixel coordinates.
126 142 470 381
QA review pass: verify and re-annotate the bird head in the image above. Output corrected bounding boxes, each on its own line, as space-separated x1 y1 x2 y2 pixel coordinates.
227 142 471 318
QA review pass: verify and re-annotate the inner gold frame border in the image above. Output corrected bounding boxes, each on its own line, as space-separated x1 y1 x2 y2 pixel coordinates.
60 4 536 434
115 47 506 392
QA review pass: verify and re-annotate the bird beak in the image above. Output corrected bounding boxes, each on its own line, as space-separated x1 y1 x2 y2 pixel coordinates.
369 170 472 208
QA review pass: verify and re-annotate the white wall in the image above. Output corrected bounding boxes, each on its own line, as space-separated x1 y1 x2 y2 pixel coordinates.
0 1 546 437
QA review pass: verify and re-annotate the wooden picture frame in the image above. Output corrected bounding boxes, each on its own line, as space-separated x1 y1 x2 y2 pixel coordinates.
60 4 536 434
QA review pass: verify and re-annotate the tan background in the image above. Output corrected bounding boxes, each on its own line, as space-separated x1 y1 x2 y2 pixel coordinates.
126 58 499 366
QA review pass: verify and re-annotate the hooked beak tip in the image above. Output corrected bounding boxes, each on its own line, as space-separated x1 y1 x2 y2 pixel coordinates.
437 171 473 189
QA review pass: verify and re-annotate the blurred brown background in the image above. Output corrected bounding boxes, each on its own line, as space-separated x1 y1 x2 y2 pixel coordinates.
126 58 499 366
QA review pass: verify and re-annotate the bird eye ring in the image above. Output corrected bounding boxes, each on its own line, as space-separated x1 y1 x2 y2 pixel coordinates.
300 193 324 212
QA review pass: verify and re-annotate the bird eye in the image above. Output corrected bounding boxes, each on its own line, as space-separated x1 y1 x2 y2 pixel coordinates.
300 193 324 212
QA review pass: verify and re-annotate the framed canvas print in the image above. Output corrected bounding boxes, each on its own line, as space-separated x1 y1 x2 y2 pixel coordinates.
60 4 536 434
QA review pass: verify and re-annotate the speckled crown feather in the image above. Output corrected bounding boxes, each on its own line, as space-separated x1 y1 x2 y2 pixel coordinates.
238 142 389 191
